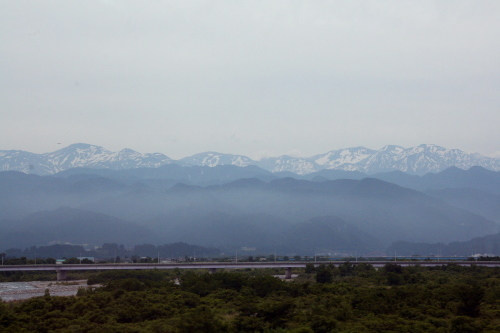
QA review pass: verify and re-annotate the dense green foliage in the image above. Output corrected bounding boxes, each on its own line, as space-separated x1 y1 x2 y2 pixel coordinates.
1 264 499 332
0 270 92 283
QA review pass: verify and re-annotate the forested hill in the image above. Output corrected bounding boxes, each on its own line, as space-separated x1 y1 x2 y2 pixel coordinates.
1 166 499 254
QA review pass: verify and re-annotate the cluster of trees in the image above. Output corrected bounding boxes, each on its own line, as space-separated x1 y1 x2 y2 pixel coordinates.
3 244 88 260
1 264 499 332
1 242 220 262
0 256 94 266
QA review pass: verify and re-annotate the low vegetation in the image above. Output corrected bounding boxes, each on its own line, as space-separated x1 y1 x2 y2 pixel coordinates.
1 264 499 332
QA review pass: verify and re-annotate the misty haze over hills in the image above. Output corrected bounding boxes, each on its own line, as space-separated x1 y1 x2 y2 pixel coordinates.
1 143 499 176
1 159 498 255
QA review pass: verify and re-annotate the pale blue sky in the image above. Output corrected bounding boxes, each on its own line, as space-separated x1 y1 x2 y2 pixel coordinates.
1 1 499 159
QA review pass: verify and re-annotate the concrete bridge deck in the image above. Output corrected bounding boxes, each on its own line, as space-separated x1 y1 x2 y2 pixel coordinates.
1 261 499 280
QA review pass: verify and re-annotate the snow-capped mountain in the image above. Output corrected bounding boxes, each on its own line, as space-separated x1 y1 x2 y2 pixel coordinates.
311 147 377 172
0 143 498 175
280 144 500 175
178 152 254 168
257 156 318 174
361 144 500 174
0 143 173 175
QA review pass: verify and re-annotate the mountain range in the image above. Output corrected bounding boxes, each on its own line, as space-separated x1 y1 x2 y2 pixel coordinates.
1 143 499 176
1 167 498 253
1 143 499 255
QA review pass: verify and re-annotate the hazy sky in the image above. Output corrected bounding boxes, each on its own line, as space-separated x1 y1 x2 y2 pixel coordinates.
1 1 499 159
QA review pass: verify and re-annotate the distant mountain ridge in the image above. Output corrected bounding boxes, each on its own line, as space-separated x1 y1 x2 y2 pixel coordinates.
1 143 498 175
2 172 497 250
0 143 173 175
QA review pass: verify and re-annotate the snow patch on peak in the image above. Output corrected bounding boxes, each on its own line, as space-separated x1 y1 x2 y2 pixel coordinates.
0 144 173 175
1 144 499 176
179 152 254 168
66 143 94 149
314 147 374 168
380 145 404 153
258 145 499 175
120 148 138 154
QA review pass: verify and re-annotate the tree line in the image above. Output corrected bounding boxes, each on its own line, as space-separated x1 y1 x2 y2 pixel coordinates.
1 263 499 332
1 242 220 262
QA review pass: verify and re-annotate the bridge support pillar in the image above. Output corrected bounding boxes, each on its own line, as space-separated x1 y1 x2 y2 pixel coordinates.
56 270 67 281
209 268 217 274
285 267 292 280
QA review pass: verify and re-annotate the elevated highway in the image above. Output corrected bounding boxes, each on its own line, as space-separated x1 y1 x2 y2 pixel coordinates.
1 261 499 280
